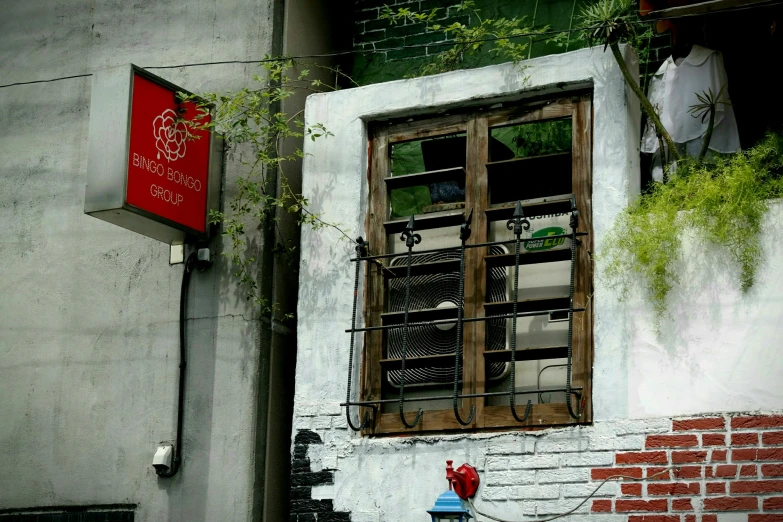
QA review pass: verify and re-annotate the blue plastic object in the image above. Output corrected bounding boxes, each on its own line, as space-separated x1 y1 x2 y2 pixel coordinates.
427 490 473 521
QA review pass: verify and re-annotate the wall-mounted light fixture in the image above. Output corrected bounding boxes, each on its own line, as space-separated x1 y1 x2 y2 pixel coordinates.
427 460 480 521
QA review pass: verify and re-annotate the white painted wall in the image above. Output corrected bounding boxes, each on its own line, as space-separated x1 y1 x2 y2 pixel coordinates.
295 45 783 519
0 1 282 520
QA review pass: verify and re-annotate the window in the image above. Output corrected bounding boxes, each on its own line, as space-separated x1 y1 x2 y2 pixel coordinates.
357 94 593 434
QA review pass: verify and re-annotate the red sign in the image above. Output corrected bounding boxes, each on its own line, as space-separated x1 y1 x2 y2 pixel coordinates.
126 73 211 233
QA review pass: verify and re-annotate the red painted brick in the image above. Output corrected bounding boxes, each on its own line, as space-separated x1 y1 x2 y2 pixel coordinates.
731 433 759 446
672 466 702 479
673 418 725 431
732 448 783 461
672 498 693 511
748 516 783 522
615 499 668 512
628 517 681 522
702 434 725 446
648 483 700 496
647 467 673 480
685 515 696 522
741 465 758 477
730 480 783 494
592 467 642 480
702 516 717 522
702 496 759 511
647 435 700 448
705 466 715 478
715 465 737 478
672 451 708 464
617 452 668 465
712 450 727 462
764 497 783 510
732 416 783 429
763 464 783 477
706 482 725 494
622 483 643 496
763 432 783 446
592 500 612 513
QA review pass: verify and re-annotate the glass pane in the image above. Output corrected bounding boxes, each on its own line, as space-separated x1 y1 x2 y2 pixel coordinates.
389 134 467 218
491 118 572 159
488 118 573 203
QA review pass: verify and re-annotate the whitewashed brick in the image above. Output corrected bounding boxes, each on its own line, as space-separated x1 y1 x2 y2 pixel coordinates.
563 482 620 498
331 414 348 429
507 484 560 500
349 511 381 522
612 418 670 435
311 484 335 500
566 516 626 522
293 416 313 430
537 468 589 483
486 470 535 486
562 452 614 467
319 402 343 416
474 499 536 517
486 457 509 470
589 434 644 450
312 416 332 429
295 403 319 417
507 454 559 469
481 487 509 501
534 499 590 515
486 441 529 455
321 456 338 470
536 436 589 453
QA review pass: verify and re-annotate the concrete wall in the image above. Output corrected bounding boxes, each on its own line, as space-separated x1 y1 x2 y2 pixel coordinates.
0 1 285 520
294 45 783 520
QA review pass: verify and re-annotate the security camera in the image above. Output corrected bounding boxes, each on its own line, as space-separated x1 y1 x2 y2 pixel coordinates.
153 444 173 474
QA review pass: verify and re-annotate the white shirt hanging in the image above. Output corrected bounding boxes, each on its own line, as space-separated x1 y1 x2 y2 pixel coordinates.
642 45 740 180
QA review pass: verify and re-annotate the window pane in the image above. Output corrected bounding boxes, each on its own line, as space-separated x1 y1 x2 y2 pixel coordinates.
389 134 466 218
488 119 573 204
491 118 572 159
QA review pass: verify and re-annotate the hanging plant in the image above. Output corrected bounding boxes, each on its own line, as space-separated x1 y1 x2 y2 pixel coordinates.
602 133 783 321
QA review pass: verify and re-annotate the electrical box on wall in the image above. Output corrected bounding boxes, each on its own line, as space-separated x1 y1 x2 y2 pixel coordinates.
84 64 222 244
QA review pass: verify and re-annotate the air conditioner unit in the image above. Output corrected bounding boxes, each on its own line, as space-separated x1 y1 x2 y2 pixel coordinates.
385 211 572 395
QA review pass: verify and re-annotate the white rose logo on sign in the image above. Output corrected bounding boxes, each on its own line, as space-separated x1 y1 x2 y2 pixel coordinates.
153 109 188 162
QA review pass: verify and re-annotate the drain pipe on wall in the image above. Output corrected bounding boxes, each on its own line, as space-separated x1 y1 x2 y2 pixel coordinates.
153 248 213 478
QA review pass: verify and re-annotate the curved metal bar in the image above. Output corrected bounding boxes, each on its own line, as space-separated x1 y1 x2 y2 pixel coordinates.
345 237 374 431
565 197 582 420
506 201 533 423
453 210 475 426
399 216 424 429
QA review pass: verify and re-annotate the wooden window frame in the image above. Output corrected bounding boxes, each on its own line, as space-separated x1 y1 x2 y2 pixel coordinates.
361 94 594 435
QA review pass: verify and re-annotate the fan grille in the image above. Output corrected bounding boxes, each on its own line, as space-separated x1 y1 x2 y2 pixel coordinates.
387 246 507 386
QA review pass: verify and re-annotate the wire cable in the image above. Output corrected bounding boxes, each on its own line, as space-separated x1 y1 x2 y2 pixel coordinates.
156 252 197 478
3 1 781 90
467 467 678 522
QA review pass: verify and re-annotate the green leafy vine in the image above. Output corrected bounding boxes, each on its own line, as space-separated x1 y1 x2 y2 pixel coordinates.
380 0 567 76
603 133 783 323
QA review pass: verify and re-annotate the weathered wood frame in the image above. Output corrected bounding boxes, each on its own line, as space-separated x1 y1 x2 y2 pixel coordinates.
362 94 594 435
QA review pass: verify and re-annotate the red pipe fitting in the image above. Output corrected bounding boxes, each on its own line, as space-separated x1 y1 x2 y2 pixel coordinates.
445 460 480 499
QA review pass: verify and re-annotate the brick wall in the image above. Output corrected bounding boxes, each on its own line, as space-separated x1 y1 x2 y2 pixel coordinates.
353 0 466 64
290 430 351 522
587 415 783 522
352 0 673 89
290 413 783 521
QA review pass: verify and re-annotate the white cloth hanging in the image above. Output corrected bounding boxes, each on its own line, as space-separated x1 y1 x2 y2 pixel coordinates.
641 45 740 181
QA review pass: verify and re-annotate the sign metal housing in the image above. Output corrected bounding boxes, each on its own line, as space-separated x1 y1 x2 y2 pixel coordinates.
85 64 222 244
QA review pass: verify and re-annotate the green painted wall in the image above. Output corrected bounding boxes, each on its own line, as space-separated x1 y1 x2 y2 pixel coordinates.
351 0 671 87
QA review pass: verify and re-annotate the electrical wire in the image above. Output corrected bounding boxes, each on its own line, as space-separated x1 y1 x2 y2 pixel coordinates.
156 252 197 478
2 0 780 90
467 467 678 522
